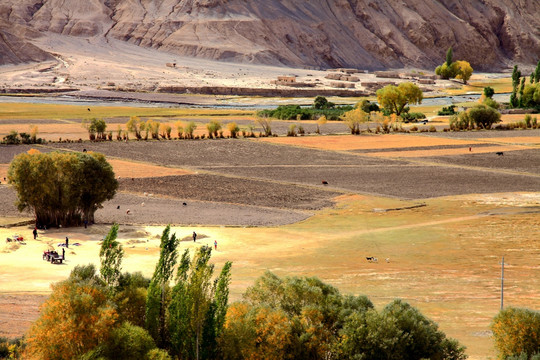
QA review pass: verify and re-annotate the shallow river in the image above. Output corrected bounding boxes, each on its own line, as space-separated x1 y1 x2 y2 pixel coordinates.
0 92 511 109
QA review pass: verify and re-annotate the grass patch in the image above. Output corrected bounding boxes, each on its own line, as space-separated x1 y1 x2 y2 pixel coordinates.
444 77 513 95
0 103 253 120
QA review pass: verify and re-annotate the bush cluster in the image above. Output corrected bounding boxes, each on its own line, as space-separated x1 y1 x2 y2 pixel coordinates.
258 104 353 121
450 105 501 130
438 105 457 116
1 128 43 145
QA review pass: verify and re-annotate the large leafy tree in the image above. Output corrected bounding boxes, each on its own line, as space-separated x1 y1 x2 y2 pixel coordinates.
376 82 423 116
8 150 117 227
338 300 467 360
466 105 501 129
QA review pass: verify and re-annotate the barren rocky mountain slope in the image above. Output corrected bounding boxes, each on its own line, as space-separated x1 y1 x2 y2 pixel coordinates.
1 0 539 70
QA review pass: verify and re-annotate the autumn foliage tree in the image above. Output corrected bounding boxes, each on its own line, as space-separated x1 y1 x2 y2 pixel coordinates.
376 82 423 117
491 307 540 359
8 150 117 227
435 47 474 84
340 107 370 134
25 265 118 359
455 60 473 84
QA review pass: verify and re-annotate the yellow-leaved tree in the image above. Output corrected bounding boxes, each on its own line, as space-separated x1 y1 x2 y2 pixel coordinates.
25 265 118 359
340 108 370 134
455 60 473 84
376 82 423 117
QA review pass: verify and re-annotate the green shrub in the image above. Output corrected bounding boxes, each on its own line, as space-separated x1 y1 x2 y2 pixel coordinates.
438 105 457 116
359 99 380 113
449 114 471 131
467 105 501 129
105 322 156 360
2 130 20 145
401 112 426 122
314 96 335 109
483 97 500 109
484 86 495 98
257 104 353 121
146 348 172 360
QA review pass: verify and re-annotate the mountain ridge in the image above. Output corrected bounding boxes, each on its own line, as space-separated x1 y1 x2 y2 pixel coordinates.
1 0 539 70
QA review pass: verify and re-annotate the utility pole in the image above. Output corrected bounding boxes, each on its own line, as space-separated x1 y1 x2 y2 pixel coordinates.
500 256 505 310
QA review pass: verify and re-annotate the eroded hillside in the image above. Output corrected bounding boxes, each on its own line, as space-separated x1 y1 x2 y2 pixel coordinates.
1 0 539 70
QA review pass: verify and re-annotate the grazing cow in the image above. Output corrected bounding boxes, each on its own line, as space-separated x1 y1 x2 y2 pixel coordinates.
117 205 120 209
126 209 131 215
496 152 504 156
366 257 378 263
183 202 187 206
322 180 328 185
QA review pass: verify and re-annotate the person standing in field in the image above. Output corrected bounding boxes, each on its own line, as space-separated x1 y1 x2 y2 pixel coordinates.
33 227 38 239
193 231 197 242
214 240 217 250
65 236 69 248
